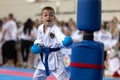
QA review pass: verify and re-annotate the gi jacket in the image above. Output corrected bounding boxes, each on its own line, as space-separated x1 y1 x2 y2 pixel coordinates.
34 24 65 72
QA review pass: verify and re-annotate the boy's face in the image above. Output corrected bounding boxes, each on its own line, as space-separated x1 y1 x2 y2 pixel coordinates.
41 10 55 27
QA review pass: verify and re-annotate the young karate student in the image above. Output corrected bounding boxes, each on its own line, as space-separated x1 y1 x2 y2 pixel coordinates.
31 6 72 80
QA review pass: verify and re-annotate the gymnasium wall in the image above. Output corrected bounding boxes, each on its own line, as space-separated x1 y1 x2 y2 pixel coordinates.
0 0 120 22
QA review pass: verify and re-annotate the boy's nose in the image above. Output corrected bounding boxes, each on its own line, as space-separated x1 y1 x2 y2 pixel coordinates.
46 15 49 17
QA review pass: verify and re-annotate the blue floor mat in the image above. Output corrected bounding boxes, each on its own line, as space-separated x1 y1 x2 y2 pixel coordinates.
0 66 120 80
0 74 32 80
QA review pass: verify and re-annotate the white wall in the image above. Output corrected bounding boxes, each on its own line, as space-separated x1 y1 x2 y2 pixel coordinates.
102 0 120 21
0 0 120 22
0 0 42 22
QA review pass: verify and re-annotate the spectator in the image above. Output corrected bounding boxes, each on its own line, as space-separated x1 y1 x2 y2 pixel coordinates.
20 18 36 68
1 13 17 66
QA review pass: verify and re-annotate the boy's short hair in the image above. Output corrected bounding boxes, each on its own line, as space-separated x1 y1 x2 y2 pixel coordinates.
41 6 55 15
8 13 14 19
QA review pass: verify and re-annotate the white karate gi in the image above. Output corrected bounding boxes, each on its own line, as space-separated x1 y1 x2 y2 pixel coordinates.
95 30 112 51
33 24 69 80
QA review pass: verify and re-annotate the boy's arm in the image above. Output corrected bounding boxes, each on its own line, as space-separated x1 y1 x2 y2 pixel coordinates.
31 26 42 54
54 26 73 47
34 26 42 44
54 26 65 43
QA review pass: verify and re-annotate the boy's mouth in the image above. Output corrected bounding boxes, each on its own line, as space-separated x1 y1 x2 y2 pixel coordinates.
47 20 51 22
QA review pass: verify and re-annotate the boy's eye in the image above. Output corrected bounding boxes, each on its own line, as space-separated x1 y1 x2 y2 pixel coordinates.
50 14 54 17
44 14 47 17
43 14 54 17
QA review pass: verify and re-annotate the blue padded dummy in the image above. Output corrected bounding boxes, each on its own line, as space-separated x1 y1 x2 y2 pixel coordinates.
31 44 41 54
70 40 104 80
77 0 101 32
70 0 103 79
62 36 73 47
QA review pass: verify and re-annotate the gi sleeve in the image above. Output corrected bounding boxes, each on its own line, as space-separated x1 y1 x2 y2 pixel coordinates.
54 26 65 46
34 26 42 44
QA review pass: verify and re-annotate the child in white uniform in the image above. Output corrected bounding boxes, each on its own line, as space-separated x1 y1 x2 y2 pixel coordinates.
32 6 69 80
104 49 120 77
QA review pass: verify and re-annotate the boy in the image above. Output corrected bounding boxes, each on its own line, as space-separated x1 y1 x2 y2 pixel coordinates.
32 6 72 80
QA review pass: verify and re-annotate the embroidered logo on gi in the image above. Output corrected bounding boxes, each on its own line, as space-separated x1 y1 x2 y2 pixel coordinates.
49 32 55 39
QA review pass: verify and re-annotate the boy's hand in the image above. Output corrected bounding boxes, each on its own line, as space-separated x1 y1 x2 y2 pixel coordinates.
62 36 73 47
31 44 42 54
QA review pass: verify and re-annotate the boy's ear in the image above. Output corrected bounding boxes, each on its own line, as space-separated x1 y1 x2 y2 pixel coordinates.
54 16 56 19
40 16 43 23
40 16 42 20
